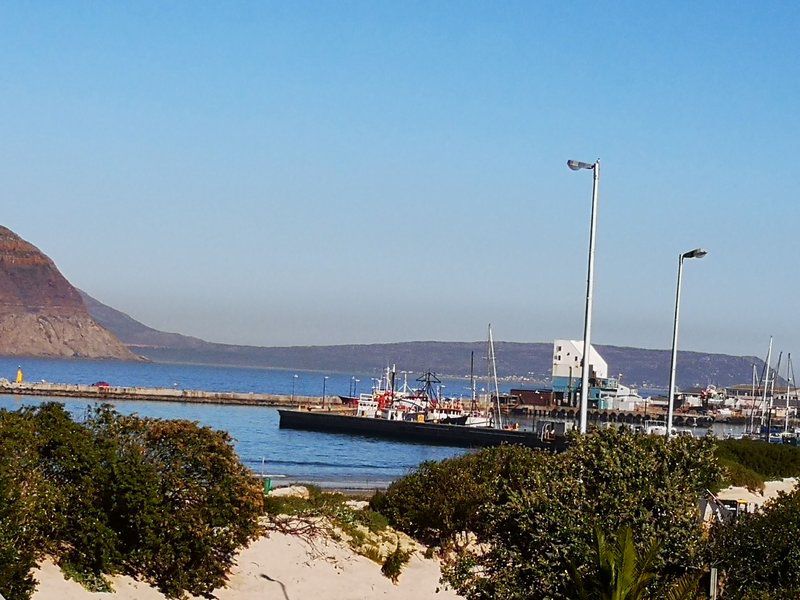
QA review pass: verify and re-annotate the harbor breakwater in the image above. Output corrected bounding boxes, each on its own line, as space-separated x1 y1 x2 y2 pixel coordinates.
0 380 338 407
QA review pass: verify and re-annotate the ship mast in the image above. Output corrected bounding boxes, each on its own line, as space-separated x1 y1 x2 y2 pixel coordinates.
488 324 503 429
470 350 478 412
760 337 773 430
785 353 793 433
767 352 782 437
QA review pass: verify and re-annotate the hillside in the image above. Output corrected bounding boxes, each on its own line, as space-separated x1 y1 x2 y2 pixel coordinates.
0 227 137 360
80 291 762 388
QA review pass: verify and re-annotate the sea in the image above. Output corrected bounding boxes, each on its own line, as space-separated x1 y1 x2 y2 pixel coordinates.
0 357 496 489
0 358 747 488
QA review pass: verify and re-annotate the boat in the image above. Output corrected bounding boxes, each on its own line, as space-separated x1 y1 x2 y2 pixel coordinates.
279 341 560 448
354 365 494 427
277 407 566 449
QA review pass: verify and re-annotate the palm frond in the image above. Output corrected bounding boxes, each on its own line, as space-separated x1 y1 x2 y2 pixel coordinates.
661 573 701 600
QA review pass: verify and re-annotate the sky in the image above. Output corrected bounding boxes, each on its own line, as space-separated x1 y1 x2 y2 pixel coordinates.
1 2 798 356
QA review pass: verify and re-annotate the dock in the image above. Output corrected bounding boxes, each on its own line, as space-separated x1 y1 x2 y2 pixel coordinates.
0 381 332 408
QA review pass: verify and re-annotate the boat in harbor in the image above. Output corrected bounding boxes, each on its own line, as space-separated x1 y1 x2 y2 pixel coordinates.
279 352 564 448
351 365 495 427
277 407 566 449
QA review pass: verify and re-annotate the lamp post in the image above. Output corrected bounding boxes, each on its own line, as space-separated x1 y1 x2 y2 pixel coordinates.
666 248 708 437
291 373 298 403
567 159 600 434
354 378 360 396
322 376 329 409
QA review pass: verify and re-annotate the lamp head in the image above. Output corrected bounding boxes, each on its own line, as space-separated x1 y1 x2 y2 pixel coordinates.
567 159 595 171
682 248 708 260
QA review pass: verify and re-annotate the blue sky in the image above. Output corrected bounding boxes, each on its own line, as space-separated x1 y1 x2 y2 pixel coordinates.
1 2 798 356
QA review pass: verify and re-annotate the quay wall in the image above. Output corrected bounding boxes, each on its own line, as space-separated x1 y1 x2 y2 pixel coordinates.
0 381 338 408
510 404 722 426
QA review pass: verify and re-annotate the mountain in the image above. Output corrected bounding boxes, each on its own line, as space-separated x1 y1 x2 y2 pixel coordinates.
0 227 138 360
80 291 763 388
79 291 207 350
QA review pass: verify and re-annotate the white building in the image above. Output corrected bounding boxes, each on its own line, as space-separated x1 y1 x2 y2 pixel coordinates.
552 339 607 382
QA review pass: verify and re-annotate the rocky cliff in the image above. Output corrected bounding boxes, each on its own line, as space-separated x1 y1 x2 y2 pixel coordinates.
0 226 138 360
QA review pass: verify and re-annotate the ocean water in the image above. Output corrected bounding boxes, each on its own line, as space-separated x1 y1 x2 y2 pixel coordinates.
0 358 482 488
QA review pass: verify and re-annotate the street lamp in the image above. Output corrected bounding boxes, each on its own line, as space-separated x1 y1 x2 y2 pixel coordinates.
567 158 600 434
354 378 360 396
666 248 708 437
322 376 329 409
291 373 298 404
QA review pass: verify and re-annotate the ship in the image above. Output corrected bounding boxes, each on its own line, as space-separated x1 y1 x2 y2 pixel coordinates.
277 407 567 449
278 365 568 449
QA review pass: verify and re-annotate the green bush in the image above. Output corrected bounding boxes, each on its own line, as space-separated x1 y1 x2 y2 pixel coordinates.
0 403 263 600
710 488 800 597
716 457 765 493
87 408 264 598
24 404 120 578
356 509 389 533
715 438 800 480
372 445 540 548
379 429 722 600
0 413 51 599
381 541 411 583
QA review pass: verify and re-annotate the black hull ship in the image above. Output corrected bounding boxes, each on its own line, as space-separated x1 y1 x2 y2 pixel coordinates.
277 408 567 450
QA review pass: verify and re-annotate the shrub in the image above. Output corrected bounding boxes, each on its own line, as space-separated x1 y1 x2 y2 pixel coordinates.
0 410 55 600
381 541 411 583
356 509 389 533
710 488 800 598
24 403 120 578
87 409 264 598
380 429 722 600
715 457 764 493
372 445 541 548
0 403 264 600
715 438 800 480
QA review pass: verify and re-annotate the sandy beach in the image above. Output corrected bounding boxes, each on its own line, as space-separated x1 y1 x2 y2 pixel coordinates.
32 529 462 600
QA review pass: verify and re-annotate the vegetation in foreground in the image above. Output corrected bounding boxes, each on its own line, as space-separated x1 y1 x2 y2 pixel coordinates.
710 487 800 598
0 403 263 600
373 429 800 600
5 405 800 600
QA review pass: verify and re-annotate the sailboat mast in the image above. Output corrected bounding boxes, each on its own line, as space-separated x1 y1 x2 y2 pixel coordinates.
470 351 477 412
489 324 503 429
785 353 792 433
748 364 757 435
760 337 773 429
768 352 782 436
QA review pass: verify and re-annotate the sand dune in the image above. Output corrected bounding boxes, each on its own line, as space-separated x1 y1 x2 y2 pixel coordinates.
33 530 462 600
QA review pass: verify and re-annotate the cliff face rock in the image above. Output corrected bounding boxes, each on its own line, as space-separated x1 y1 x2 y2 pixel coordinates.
0 226 138 360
